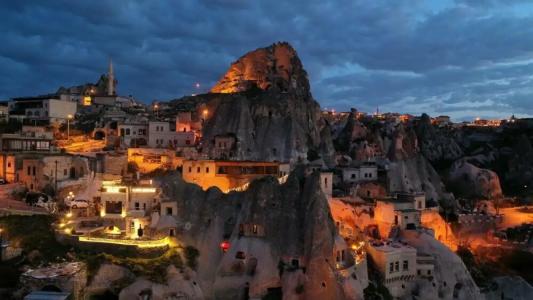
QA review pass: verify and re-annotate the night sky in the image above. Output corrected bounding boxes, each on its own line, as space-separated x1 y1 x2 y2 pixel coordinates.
2 0 533 120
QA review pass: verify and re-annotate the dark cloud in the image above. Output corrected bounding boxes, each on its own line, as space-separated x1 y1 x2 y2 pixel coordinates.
0 0 533 120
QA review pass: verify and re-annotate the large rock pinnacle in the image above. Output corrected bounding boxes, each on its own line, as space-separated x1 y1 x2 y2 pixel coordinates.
211 41 311 98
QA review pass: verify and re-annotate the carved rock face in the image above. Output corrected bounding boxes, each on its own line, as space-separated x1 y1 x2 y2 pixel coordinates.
211 42 310 98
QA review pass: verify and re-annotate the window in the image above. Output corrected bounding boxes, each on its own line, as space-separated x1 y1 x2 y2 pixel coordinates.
32 166 36 176
27 166 31 175
395 261 399 272
135 202 140 210
126 129 131 135
427 270 431 275
351 173 356 179
166 207 173 215
389 263 394 273
418 201 422 209
188 167 192 173
418 270 421 275
324 177 328 188
64 169 67 176
236 251 246 259
403 260 408 271
197 167 201 173
206 167 209 173
7 162 11 168
252 224 258 234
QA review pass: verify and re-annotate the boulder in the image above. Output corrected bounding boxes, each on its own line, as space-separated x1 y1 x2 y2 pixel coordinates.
448 159 502 199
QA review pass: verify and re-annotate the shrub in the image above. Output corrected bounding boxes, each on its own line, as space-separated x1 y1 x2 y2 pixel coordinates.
184 246 200 270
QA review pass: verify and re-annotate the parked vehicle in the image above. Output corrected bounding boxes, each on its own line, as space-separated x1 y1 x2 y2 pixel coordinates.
67 199 89 209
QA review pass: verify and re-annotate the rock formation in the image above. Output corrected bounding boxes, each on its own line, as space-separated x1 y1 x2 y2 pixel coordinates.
211 42 310 99
401 231 482 300
415 114 463 164
172 42 334 165
156 169 365 299
448 159 503 199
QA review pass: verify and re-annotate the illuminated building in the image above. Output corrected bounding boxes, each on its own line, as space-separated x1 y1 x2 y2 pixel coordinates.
374 192 426 237
148 121 195 148
7 95 77 124
182 160 290 192
127 148 183 174
118 123 148 147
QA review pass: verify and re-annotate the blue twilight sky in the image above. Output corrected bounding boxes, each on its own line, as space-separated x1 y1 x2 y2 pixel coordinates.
2 0 533 121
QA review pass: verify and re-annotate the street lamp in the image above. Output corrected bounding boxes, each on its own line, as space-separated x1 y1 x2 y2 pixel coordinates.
67 114 73 140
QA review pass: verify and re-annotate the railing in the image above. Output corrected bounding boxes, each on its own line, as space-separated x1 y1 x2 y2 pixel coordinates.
78 236 169 248
226 174 290 193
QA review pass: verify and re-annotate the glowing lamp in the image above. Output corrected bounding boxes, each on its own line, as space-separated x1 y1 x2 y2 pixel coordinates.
66 212 72 218
220 241 230 252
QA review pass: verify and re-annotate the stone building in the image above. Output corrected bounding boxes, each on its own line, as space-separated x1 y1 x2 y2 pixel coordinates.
148 121 195 148
341 163 378 184
127 148 183 174
182 160 289 192
16 154 89 191
366 241 417 298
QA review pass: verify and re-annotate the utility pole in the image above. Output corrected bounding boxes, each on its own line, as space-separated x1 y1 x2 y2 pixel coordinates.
67 114 73 140
55 160 58 193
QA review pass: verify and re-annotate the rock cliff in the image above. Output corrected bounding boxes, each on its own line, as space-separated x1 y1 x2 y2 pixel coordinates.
415 114 464 164
447 159 503 199
172 42 334 165
157 169 363 299
211 42 310 99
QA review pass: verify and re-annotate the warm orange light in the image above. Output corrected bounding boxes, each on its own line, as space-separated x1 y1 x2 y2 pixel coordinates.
203 109 208 116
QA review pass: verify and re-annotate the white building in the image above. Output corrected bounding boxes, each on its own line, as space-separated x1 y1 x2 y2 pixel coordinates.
374 193 426 236
147 121 195 148
366 241 417 297
341 163 378 184
118 123 148 147
8 96 77 124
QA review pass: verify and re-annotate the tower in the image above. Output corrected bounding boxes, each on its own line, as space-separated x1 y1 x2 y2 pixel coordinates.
108 59 115 96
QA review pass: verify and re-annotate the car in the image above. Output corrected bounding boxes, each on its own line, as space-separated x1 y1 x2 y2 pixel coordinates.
68 199 89 209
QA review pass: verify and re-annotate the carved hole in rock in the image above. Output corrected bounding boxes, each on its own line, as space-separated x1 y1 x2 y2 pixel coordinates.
321 282 326 288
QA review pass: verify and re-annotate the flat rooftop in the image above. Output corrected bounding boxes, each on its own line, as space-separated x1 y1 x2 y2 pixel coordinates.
368 240 416 253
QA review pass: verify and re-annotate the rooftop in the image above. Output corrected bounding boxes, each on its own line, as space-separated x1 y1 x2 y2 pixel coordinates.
368 240 416 253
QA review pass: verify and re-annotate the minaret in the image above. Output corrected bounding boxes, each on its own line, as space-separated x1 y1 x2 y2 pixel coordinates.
108 59 115 96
